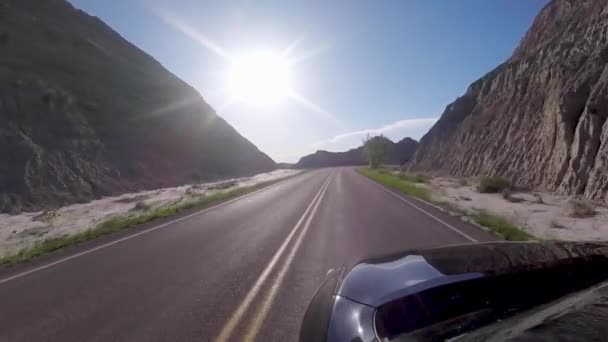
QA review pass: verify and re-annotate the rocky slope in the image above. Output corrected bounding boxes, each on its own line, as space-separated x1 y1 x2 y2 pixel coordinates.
409 0 608 202
0 0 276 213
297 137 418 168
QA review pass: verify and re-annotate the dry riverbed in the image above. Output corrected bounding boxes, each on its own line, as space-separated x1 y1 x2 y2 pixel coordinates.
426 177 608 241
0 169 301 258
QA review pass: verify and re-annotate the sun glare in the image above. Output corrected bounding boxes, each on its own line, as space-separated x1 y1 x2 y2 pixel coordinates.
227 52 291 107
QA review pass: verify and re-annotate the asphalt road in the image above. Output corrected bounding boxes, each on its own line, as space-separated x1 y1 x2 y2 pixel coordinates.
0 167 496 341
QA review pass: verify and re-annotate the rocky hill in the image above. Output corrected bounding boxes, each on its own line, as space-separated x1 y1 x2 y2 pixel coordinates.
297 137 418 168
408 0 608 202
0 0 276 213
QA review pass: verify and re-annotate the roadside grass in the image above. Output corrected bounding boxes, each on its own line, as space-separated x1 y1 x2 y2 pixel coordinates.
0 177 292 266
473 210 533 241
358 167 534 242
358 168 432 201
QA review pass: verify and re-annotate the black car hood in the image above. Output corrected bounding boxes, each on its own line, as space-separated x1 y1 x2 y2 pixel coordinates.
337 241 608 307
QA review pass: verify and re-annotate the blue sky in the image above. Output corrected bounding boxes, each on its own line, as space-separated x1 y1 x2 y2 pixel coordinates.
68 0 548 162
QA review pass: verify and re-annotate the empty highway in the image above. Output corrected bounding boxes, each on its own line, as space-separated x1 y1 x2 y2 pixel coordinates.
0 167 495 341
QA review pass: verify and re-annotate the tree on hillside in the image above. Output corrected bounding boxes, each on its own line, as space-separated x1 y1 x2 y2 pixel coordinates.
363 134 389 169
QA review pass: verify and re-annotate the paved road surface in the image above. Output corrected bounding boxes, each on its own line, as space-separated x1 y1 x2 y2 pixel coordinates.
0 167 496 341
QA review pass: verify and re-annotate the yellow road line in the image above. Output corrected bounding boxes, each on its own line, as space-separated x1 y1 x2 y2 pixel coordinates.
215 172 332 342
243 172 333 341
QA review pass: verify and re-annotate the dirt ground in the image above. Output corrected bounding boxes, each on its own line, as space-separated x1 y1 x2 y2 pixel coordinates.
426 177 608 241
0 169 301 257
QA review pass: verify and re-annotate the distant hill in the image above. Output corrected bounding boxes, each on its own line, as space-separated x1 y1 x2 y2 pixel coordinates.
408 0 608 202
296 137 418 168
0 0 276 213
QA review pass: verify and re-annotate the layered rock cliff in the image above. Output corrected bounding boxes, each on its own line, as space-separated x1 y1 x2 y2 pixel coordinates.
297 137 418 168
0 0 276 213
409 0 608 202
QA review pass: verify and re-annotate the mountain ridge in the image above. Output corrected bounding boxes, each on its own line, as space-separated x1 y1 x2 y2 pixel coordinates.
0 0 276 213
296 136 418 168
408 0 608 202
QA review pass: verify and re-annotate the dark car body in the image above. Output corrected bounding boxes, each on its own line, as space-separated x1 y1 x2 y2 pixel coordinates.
299 241 608 342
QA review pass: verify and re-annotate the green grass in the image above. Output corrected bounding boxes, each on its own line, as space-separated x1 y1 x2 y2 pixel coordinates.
359 167 533 242
0 178 290 266
358 168 432 201
473 210 534 241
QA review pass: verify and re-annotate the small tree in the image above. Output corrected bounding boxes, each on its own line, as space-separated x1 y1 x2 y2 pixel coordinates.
363 134 389 169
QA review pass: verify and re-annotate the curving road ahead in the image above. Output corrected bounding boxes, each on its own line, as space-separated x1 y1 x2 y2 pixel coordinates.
0 167 496 341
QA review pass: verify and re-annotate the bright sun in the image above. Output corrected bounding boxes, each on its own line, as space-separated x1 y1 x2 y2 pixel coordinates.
227 52 291 107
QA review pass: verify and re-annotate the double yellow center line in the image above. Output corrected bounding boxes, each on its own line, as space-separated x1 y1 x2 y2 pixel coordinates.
216 172 334 342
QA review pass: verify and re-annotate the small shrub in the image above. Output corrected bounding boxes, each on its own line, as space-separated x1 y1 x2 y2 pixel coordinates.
132 201 150 211
399 172 430 183
534 194 544 204
458 178 468 186
478 175 511 193
33 209 58 222
569 199 597 218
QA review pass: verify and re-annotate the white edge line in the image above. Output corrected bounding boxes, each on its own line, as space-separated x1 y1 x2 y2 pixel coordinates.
360 173 478 242
0 172 310 286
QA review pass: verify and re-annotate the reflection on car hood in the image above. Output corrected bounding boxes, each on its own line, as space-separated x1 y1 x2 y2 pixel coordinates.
337 241 608 307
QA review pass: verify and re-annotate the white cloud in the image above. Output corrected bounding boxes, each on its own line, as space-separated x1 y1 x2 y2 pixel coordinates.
312 117 437 148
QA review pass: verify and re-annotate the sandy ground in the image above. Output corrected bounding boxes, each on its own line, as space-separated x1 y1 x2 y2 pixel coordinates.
0 169 301 257
427 177 608 241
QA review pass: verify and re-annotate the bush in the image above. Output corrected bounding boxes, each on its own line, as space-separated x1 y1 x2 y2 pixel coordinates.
569 199 597 218
478 175 511 193
399 173 430 183
132 201 150 211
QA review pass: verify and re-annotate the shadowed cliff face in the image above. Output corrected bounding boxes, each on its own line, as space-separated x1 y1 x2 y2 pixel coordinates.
296 137 418 168
0 0 276 213
409 0 608 202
